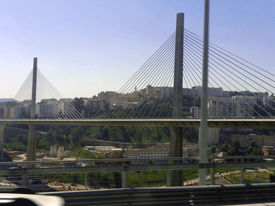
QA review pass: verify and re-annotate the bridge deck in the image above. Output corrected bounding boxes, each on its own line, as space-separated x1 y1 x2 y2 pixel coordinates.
0 119 275 129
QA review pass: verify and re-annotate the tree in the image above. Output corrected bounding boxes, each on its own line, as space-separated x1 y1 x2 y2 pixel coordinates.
16 134 28 145
73 98 85 114
193 97 201 107
246 140 257 155
182 128 198 143
229 141 242 156
135 128 145 148
102 127 109 140
182 95 193 107
210 145 216 153
220 141 230 153
71 126 83 144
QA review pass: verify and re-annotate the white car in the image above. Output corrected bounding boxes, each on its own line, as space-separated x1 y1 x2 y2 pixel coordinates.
0 193 64 206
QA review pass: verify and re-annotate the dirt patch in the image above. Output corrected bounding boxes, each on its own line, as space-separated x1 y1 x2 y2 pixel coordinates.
48 182 95 191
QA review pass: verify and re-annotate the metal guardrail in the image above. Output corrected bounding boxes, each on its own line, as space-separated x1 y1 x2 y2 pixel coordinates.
2 118 275 129
40 183 275 206
0 155 274 188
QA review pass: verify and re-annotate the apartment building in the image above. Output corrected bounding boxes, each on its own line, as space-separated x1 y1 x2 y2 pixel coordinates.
124 148 188 164
191 86 223 98
207 96 257 118
58 98 74 118
231 134 275 148
36 99 58 118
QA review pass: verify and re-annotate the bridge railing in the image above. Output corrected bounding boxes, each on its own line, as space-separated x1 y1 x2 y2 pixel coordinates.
0 155 274 191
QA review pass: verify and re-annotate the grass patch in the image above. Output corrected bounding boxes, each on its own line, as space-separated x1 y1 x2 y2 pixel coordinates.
215 168 239 173
4 142 27 151
228 172 270 184
128 169 201 188
128 171 167 188
68 148 96 159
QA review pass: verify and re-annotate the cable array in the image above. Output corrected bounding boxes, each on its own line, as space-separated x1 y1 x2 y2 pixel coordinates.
93 29 275 119
184 29 275 118
93 32 176 119
13 29 275 120
14 69 83 119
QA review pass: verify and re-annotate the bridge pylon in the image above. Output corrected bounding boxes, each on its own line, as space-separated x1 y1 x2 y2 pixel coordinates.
26 57 37 161
167 12 184 187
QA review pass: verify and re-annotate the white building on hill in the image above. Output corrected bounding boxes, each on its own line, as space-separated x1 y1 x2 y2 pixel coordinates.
124 149 188 164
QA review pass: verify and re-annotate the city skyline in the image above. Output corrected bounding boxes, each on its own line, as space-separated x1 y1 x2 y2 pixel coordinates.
0 0 274 99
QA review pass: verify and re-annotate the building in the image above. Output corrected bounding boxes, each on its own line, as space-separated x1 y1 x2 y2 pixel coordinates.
36 99 58 119
231 134 275 148
190 107 200 118
85 146 121 155
98 91 116 102
58 98 74 118
98 91 116 109
4 102 19 119
123 148 188 164
208 128 220 146
207 96 257 118
10 106 23 119
90 96 101 113
222 91 267 100
160 87 173 99
232 96 257 118
262 146 275 156
191 86 223 98
144 85 173 99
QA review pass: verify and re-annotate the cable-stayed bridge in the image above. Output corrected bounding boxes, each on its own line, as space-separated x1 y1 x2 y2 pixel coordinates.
8 27 275 120
13 67 83 119
0 7 275 194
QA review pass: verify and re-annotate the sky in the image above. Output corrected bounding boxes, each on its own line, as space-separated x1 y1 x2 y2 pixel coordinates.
0 0 274 99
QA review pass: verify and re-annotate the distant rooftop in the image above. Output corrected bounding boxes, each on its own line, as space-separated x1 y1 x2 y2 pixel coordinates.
0 98 19 103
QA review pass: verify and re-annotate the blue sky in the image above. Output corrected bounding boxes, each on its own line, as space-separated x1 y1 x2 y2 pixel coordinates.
0 0 274 99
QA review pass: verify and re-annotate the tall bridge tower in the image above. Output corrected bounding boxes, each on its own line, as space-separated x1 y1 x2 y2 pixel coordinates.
168 12 184 186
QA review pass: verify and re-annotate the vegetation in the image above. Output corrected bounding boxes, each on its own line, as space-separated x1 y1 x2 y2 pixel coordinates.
227 172 270 184
68 148 96 159
128 171 167 188
210 145 216 153
220 140 263 160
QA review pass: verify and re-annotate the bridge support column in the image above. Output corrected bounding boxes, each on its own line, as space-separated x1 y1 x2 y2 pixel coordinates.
122 171 128 188
167 126 183 186
26 124 36 161
0 124 5 159
210 168 215 185
199 0 210 185
240 158 244 184
31 57 37 120
168 12 184 187
27 57 37 162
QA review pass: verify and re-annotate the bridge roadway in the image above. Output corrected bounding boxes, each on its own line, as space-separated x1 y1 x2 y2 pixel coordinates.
1 118 275 129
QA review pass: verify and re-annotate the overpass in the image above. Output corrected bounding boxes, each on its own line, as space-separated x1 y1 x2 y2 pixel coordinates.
0 118 275 129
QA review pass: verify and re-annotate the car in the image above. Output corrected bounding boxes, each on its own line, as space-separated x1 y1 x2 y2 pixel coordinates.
28 178 48 186
0 193 64 206
0 188 64 206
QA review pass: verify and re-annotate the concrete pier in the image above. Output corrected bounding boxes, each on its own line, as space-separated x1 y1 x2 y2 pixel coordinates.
27 57 37 161
168 13 184 186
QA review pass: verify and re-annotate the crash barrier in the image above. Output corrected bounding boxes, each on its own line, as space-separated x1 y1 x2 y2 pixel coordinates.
41 183 275 206
0 155 274 190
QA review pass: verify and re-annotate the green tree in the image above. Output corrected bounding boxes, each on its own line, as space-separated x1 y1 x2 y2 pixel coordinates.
73 98 85 114
16 134 28 145
246 140 257 155
229 141 242 156
210 145 216 153
182 95 193 107
220 141 230 153
193 97 201 107
71 126 83 144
